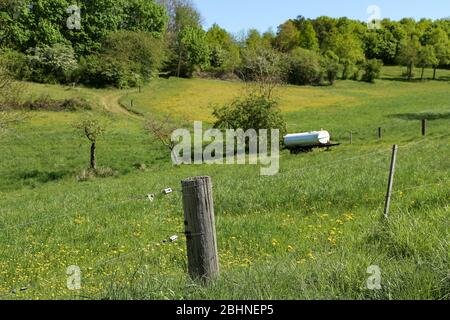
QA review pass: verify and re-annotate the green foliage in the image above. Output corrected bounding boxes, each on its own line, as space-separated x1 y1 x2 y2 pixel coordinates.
298 20 319 52
74 117 106 143
287 48 323 85
321 50 340 85
77 31 164 88
0 0 168 56
178 26 210 77
101 31 165 80
213 94 287 137
397 35 421 80
275 20 300 52
26 44 78 83
362 59 383 83
206 24 241 73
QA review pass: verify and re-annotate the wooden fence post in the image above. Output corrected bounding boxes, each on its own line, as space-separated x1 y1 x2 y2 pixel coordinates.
384 145 398 218
378 127 382 139
181 176 219 283
422 119 427 137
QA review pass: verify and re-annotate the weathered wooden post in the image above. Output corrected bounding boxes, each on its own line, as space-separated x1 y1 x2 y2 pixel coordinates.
378 127 382 139
181 176 219 283
384 145 398 218
421 119 427 137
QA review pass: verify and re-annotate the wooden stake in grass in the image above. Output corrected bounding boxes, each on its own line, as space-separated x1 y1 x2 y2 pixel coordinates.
422 119 427 137
181 176 219 283
384 145 398 218
378 127 382 139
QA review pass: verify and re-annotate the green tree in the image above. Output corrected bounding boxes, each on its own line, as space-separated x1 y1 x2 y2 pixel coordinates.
287 48 323 85
331 32 365 79
298 20 319 51
361 59 383 83
206 24 241 72
213 94 286 139
423 27 450 79
321 50 339 85
417 45 438 80
275 20 300 52
177 26 210 77
397 35 421 80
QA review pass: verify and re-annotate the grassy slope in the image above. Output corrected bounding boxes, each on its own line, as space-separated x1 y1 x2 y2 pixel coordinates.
0 67 449 300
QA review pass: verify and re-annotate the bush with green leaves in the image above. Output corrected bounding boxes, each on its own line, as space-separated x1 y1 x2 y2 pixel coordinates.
212 94 287 138
287 48 323 85
78 31 164 88
321 50 340 85
26 44 78 83
362 59 383 83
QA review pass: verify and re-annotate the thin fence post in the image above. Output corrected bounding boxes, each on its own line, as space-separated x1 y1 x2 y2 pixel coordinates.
181 176 219 283
422 119 427 137
384 145 398 218
378 127 382 139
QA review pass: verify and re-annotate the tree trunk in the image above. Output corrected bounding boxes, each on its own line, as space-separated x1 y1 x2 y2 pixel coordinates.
421 67 424 80
433 67 437 80
90 142 96 170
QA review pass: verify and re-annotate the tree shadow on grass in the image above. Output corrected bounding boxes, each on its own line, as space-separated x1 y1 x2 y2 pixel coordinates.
388 111 450 121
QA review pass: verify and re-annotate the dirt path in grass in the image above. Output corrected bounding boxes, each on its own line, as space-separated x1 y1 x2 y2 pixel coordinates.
99 91 143 120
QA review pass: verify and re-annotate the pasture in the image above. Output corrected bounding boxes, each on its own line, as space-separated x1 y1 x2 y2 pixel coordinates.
0 66 449 300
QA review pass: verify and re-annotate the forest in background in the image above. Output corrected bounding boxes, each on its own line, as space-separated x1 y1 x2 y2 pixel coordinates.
0 0 449 90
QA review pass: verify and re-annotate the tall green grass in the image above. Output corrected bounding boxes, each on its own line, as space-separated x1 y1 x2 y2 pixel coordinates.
0 68 449 300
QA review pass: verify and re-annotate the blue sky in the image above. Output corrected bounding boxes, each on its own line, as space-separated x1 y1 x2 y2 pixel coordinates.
193 0 450 34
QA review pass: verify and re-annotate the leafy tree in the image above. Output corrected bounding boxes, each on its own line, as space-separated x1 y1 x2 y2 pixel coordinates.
321 50 339 85
0 0 168 56
177 26 210 77
423 27 450 79
287 48 323 85
362 59 383 83
298 20 319 51
417 45 438 80
397 35 421 80
100 31 165 80
331 32 365 79
206 24 241 72
275 20 300 52
213 94 286 139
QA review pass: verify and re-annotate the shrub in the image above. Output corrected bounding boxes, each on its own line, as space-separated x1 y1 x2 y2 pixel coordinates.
20 96 91 111
78 55 136 88
78 31 164 88
0 49 31 81
213 94 287 138
362 59 383 83
287 48 323 85
26 44 78 83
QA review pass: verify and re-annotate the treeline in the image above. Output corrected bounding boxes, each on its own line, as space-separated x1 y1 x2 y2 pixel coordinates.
1 0 449 88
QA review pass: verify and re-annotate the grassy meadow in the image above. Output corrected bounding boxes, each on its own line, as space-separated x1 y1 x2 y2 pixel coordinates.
0 66 449 300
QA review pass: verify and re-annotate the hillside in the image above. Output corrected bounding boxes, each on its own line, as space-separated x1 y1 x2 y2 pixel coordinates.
0 67 449 300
